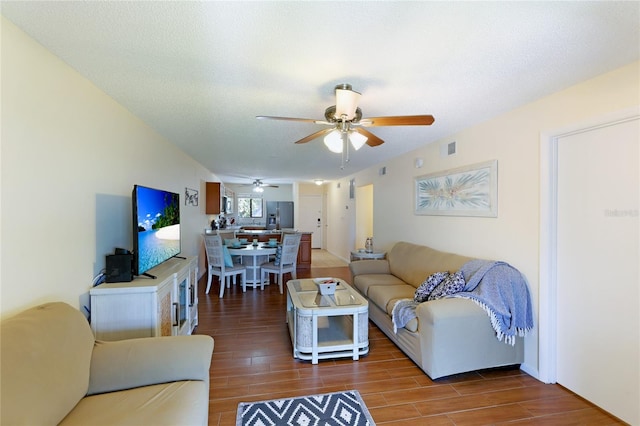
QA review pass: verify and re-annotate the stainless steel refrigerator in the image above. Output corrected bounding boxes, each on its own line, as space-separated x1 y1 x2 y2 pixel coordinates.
266 201 294 230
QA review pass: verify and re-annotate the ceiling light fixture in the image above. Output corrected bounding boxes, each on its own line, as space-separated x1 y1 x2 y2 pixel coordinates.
323 130 343 153
349 131 367 150
314 179 324 186
253 186 264 193
334 84 361 120
323 130 368 153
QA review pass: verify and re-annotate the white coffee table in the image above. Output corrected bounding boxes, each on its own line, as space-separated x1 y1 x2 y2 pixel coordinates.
286 278 369 364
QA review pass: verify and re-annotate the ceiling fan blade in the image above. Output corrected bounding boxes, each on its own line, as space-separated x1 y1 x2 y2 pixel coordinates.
354 128 385 147
294 128 334 144
360 115 435 127
256 116 331 125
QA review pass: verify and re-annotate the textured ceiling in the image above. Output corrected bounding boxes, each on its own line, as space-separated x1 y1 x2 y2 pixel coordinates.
2 1 639 185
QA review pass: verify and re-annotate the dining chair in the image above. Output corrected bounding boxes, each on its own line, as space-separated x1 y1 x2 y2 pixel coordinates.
217 230 236 244
218 230 242 263
260 232 302 293
203 234 247 298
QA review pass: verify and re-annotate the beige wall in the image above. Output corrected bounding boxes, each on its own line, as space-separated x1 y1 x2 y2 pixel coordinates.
326 61 639 378
0 18 217 319
355 184 373 251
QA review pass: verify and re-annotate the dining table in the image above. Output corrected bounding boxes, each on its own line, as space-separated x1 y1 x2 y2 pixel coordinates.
227 242 278 289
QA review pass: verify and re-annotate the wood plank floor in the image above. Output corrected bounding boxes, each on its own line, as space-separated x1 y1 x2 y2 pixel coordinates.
195 264 624 425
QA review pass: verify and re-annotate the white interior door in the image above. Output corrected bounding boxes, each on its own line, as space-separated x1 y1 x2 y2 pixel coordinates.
299 195 323 248
556 118 639 424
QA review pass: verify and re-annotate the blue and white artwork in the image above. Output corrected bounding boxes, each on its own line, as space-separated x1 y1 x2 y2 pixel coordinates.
415 160 498 217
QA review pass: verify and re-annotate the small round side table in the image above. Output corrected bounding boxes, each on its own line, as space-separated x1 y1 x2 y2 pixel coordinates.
350 250 386 261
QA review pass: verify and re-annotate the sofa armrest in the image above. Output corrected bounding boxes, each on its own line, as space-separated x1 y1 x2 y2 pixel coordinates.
349 259 391 277
87 335 214 395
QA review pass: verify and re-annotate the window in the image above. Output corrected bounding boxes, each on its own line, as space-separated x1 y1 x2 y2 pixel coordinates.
237 196 263 218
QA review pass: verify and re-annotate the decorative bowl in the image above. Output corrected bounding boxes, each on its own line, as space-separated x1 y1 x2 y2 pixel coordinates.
314 278 337 295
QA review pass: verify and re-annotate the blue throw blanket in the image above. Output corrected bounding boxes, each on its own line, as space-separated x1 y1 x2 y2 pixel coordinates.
392 299 419 333
452 259 534 345
391 260 533 345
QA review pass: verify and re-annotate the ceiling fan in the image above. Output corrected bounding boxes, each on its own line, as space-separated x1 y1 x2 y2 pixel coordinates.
256 84 434 165
241 179 279 192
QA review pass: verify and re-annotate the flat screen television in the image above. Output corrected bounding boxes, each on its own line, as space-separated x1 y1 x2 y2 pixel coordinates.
132 185 181 278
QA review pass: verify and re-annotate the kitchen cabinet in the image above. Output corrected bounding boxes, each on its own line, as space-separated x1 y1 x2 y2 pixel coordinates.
206 182 221 214
236 231 281 243
297 232 312 270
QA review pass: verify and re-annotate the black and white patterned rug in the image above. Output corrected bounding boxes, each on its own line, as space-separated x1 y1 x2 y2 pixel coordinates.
236 390 375 426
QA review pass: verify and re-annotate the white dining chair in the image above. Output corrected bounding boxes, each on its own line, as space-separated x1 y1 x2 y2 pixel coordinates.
260 232 302 293
204 234 246 298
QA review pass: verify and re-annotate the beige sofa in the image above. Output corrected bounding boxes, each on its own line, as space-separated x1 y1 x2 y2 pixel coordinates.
350 241 524 379
1 302 214 425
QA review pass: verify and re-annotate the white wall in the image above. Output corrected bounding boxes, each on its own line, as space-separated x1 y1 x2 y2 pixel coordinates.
0 18 217 319
327 61 639 379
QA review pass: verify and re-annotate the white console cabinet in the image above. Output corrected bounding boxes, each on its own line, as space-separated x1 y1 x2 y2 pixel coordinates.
90 257 198 341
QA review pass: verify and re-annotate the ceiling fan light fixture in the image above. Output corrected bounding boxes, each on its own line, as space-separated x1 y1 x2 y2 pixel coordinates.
323 130 343 153
349 131 368 150
253 186 264 193
334 87 361 120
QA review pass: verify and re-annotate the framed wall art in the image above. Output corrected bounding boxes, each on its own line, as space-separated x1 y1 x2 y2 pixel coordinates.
185 187 199 206
414 160 497 217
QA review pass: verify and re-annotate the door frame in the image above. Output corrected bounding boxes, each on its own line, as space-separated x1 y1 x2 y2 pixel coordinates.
538 106 639 384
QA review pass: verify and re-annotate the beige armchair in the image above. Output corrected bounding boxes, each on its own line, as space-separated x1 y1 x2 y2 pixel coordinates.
0 302 214 425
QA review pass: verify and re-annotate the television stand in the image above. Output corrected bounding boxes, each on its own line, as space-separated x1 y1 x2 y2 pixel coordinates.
90 257 198 340
137 272 157 279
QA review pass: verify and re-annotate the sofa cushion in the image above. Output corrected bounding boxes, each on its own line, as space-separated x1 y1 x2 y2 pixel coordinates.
353 273 405 296
88 335 214 395
386 298 419 332
367 284 415 313
59 381 208 426
0 303 95 426
387 242 474 288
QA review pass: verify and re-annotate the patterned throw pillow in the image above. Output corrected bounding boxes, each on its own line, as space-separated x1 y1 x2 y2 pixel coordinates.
414 271 449 302
427 271 466 301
